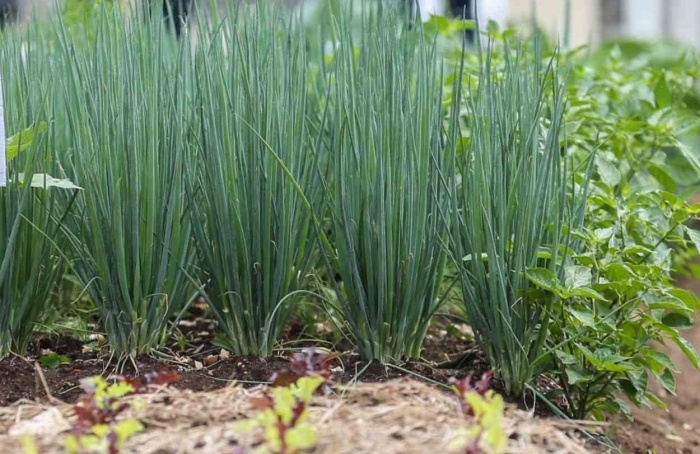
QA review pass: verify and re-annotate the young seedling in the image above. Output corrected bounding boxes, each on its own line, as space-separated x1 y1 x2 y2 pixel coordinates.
111 370 181 394
270 348 338 391
235 376 324 454
65 371 179 454
449 371 507 454
449 370 494 416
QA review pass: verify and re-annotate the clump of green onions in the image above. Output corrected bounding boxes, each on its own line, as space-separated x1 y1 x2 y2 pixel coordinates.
188 7 326 355
51 9 196 357
324 10 459 363
451 39 571 395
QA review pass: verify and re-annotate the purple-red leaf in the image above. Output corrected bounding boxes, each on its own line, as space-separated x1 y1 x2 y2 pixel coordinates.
449 370 494 416
270 348 338 390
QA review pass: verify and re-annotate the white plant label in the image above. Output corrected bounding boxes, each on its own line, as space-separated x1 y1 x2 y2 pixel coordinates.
0 78 5 186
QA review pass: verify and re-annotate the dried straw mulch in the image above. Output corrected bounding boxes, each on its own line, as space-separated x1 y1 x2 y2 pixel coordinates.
0 378 604 454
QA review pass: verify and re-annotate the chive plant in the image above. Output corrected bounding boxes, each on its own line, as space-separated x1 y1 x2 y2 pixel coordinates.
325 12 457 363
0 143 68 358
0 25 72 358
451 40 570 395
188 9 325 355
52 10 195 357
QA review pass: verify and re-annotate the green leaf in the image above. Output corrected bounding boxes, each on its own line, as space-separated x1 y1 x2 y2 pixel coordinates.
112 419 145 446
571 287 607 301
593 227 614 242
6 122 48 161
595 154 621 187
647 299 694 315
648 164 676 192
38 353 70 369
286 424 318 452
564 265 592 289
657 369 676 396
566 308 596 328
645 350 677 374
619 379 644 405
654 76 672 108
601 361 636 372
537 246 552 259
19 173 83 190
668 288 700 310
685 227 700 252
673 336 700 370
575 343 599 367
565 366 594 385
623 244 652 256
526 268 561 294
661 312 695 329
594 350 635 372
597 397 631 420
64 434 81 454
555 350 578 365
19 435 39 454
645 391 667 411
105 381 136 399
675 142 700 182
604 263 634 281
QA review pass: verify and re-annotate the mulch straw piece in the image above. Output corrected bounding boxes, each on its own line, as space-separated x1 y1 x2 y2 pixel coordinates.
0 378 599 453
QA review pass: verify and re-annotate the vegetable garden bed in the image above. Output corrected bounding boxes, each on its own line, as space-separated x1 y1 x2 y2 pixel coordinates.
2 306 700 453
3 1 700 453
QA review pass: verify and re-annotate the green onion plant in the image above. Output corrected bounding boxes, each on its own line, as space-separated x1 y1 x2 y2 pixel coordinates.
52 9 196 357
0 142 69 358
325 11 458 362
188 8 326 355
451 39 570 395
0 27 75 358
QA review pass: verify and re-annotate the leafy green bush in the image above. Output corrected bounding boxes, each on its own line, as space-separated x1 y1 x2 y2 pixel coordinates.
532 44 700 419
434 16 700 415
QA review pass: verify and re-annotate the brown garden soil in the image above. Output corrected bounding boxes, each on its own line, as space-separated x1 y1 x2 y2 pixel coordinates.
0 319 489 407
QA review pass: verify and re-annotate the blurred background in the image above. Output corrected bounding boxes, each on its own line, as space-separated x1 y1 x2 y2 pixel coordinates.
410 0 700 49
2 0 700 50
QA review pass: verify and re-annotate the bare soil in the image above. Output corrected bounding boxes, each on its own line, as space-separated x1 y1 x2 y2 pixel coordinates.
0 320 485 407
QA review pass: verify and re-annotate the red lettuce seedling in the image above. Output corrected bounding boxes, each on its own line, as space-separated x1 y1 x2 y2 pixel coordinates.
68 377 137 454
235 376 323 454
67 371 180 454
72 375 138 427
449 370 494 416
270 347 338 389
448 370 508 453
111 370 181 393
